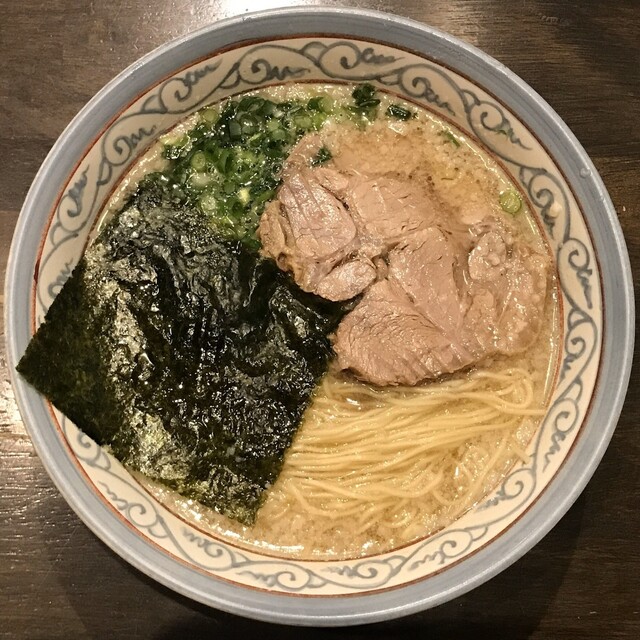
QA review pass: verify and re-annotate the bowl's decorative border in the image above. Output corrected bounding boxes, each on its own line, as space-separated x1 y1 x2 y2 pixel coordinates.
35 37 600 596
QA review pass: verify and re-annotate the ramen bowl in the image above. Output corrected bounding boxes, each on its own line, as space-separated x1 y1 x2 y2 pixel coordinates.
5 7 633 626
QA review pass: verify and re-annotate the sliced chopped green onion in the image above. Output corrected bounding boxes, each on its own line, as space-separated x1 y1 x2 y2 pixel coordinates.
308 96 333 113
162 132 188 147
311 146 332 166
440 130 461 148
201 107 219 124
293 115 312 130
163 134 190 160
228 120 242 140
237 149 257 165
254 189 276 205
260 100 277 117
270 128 287 142
237 96 262 112
190 150 207 171
240 115 258 135
247 132 267 148
236 169 255 185
350 83 381 121
246 97 265 113
352 83 379 107
320 96 334 113
190 172 213 189
237 187 250 205
499 189 522 214
307 96 324 111
216 149 234 174
386 104 413 120
199 193 217 213
232 200 247 216
309 113 326 130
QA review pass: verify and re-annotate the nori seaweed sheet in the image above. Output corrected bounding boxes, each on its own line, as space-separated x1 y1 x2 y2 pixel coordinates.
17 198 348 524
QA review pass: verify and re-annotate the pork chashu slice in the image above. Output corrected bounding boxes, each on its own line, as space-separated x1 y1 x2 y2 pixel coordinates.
259 134 549 385
258 139 440 302
333 227 548 385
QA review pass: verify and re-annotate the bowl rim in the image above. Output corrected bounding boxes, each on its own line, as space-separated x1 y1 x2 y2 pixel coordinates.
5 5 634 626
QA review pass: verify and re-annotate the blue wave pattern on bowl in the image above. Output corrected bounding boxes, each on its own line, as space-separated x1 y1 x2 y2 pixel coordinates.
37 38 600 594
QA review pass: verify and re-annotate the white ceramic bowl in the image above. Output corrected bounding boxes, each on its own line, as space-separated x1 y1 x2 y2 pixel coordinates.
5 7 634 626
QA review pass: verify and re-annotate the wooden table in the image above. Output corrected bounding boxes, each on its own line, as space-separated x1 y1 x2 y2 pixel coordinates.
1 1 638 637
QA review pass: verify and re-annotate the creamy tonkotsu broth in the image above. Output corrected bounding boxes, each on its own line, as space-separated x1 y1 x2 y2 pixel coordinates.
118 84 561 560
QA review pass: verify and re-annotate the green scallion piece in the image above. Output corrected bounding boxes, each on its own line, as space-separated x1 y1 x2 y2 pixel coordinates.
499 189 522 214
386 104 413 120
190 150 207 171
246 98 265 113
307 96 324 111
440 130 461 147
270 129 287 142
311 146 332 166
308 96 333 113
260 100 277 117
237 187 250 205
293 115 312 130
216 149 233 174
199 193 217 213
228 120 242 140
351 83 381 120
201 107 219 124
352 83 378 106
163 135 190 160
254 189 275 204
240 115 258 135
190 173 212 189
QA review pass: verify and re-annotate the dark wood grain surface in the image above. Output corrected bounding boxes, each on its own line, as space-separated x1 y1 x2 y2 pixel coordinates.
1 1 638 638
